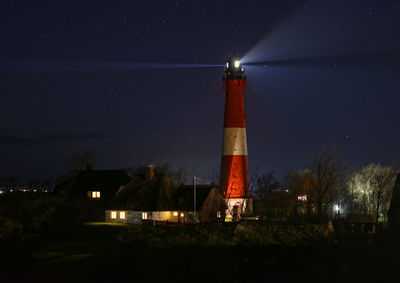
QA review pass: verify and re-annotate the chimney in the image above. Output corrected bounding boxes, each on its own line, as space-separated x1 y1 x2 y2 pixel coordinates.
145 165 155 182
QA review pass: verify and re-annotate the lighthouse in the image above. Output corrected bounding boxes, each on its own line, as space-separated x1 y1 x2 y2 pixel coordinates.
220 54 251 221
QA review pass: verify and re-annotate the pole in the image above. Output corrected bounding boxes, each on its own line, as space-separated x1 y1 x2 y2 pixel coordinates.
194 175 196 220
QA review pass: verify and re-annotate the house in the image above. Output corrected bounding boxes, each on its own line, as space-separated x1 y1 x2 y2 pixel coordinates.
105 167 226 224
53 169 133 220
54 169 133 201
174 185 227 223
106 166 177 224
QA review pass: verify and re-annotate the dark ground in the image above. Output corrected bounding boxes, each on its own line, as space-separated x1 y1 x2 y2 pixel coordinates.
1 223 400 283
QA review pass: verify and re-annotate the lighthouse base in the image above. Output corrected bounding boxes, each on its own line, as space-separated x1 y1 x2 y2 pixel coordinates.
224 198 253 222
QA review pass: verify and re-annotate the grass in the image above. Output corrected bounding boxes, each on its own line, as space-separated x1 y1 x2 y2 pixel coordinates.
83 221 128 226
24 236 396 282
3 222 400 282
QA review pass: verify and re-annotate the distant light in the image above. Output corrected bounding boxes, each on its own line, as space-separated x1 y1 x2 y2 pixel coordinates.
226 62 229 68
297 195 307 201
180 213 184 217
173 212 178 216
0 190 4 194
334 204 339 212
111 211 117 219
234 60 240 68
285 189 289 193
142 212 148 220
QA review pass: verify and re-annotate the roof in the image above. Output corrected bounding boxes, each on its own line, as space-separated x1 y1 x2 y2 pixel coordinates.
174 185 216 211
54 170 133 199
113 173 177 211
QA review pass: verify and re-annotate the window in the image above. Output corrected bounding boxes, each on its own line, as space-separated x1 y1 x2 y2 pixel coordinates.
217 211 221 218
120 211 125 219
297 195 307 201
89 191 101 199
92 191 100 198
173 212 178 216
142 212 147 220
111 211 117 219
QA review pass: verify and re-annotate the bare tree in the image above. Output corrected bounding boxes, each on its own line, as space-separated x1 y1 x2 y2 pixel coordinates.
170 165 191 185
347 164 397 223
204 164 220 186
249 165 261 195
309 148 344 218
283 169 315 217
254 171 281 200
64 149 97 171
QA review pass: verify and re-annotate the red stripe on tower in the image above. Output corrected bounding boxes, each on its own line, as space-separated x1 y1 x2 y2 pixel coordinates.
220 54 250 220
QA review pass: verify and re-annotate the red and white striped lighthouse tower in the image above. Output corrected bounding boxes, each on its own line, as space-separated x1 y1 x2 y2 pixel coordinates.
220 54 251 221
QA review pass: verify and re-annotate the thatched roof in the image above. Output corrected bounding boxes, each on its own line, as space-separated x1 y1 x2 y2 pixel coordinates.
53 170 132 199
113 173 177 211
174 185 220 211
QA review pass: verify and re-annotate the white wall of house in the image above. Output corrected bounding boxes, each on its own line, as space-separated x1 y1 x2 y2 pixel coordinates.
105 210 151 224
105 210 201 224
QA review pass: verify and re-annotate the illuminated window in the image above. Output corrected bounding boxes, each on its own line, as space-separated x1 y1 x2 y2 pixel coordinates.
111 211 117 219
180 213 184 217
297 195 307 201
90 191 100 198
173 212 178 216
217 211 221 218
120 211 125 219
142 212 148 220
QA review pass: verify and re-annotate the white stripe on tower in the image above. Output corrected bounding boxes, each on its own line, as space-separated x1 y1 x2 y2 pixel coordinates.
222 128 248 156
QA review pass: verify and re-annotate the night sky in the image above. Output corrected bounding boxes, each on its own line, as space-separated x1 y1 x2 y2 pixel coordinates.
1 0 399 180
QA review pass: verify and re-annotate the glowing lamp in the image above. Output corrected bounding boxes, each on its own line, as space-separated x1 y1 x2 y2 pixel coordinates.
234 60 240 68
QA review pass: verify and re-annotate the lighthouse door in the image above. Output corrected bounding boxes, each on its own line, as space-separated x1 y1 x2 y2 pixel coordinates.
232 204 240 222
